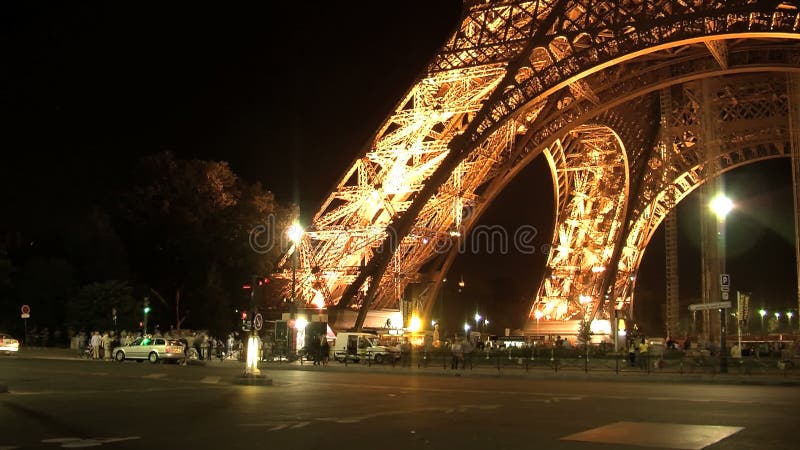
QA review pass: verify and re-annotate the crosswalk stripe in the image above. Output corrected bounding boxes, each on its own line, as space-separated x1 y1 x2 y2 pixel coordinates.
142 373 167 379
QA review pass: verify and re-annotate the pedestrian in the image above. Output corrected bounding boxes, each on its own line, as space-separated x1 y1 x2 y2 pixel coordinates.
90 331 101 360
628 340 636 367
321 337 330 366
638 338 649 370
101 331 111 360
451 338 463 370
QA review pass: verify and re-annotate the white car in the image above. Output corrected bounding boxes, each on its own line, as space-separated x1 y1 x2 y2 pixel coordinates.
0 333 20 355
112 337 185 363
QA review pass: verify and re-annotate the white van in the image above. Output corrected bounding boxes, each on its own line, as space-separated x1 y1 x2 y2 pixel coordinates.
333 332 400 364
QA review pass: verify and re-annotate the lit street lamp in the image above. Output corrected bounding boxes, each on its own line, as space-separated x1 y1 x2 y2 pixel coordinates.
759 308 767 332
710 193 733 374
774 312 781 330
788 311 794 329
287 223 304 312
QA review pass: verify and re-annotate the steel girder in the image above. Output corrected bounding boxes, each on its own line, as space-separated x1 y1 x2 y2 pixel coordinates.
277 0 800 330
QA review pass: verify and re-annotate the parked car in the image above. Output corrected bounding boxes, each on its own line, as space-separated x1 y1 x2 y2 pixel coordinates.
0 333 20 355
112 337 185 363
333 332 400 364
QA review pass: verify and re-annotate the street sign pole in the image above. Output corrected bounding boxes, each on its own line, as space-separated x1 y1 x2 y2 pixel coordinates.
719 274 730 374
20 305 31 344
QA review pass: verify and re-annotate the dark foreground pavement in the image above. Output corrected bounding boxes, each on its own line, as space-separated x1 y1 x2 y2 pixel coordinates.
1 355 799 450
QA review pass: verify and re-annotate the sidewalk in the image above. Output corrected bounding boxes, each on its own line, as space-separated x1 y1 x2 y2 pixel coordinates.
9 348 800 386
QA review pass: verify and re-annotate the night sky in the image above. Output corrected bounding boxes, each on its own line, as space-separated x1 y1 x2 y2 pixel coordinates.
2 2 797 334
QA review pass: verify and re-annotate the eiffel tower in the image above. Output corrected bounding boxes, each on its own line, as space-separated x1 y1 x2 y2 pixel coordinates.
277 0 800 333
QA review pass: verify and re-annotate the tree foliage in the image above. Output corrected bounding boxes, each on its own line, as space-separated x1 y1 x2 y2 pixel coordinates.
66 280 136 332
114 151 295 331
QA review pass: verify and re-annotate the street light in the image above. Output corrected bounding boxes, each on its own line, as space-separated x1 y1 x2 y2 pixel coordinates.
788 311 794 329
710 193 733 374
774 312 781 330
759 309 767 332
287 223 304 310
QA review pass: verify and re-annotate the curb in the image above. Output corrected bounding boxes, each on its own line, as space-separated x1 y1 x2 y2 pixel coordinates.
257 362 800 386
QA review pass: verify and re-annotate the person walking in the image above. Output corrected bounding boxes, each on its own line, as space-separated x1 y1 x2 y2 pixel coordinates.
101 331 111 360
638 338 649 370
451 338 463 370
90 331 101 360
320 337 330 366
628 340 636 367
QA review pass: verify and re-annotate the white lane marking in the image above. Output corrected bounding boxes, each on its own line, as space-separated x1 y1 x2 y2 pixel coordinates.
142 373 167 379
200 376 221 384
269 424 289 432
61 440 102 448
93 437 141 444
40 437 141 448
0 446 19 450
290 421 311 429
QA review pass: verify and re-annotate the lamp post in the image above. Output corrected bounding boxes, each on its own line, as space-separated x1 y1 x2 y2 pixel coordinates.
710 193 733 374
788 311 794 330
759 309 767 332
774 312 781 331
287 223 304 313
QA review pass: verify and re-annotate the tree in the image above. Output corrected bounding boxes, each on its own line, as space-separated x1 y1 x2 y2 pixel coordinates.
114 151 295 330
66 281 136 332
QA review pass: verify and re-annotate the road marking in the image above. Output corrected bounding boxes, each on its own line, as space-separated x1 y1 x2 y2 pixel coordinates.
142 373 167 379
40 437 141 448
269 424 289 431
290 422 311 429
200 376 221 384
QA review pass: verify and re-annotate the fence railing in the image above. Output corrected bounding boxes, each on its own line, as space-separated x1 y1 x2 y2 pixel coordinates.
326 347 800 377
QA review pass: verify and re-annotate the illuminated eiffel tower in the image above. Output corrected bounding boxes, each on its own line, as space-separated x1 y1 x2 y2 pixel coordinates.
277 0 800 333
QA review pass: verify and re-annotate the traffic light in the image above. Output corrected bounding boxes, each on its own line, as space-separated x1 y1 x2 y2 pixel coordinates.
143 297 151 314
241 311 251 331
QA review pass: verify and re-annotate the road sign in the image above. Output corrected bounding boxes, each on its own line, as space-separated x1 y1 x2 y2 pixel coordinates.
722 291 729 300
21 304 30 315
253 313 263 331
21 313 30 319
688 301 732 312
720 274 730 292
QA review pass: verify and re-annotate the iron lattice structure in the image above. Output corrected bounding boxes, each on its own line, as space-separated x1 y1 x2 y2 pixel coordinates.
277 0 800 329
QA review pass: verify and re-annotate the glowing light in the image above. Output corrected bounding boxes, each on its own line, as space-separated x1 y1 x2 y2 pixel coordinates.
311 289 326 309
788 311 794 319
408 315 422 332
295 317 308 330
618 318 626 332
579 295 592 304
431 320 437 326
774 312 781 319
245 335 261 375
759 309 767 317
287 223 304 243
534 310 543 320
474 313 482 323
709 193 733 219
591 266 605 273
449 230 461 237
590 319 611 335
463 323 471 332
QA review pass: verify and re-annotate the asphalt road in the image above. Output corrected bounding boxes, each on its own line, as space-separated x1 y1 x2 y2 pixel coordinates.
1 355 798 450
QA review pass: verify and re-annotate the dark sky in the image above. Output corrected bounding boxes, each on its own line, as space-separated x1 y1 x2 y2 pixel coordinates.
2 2 797 334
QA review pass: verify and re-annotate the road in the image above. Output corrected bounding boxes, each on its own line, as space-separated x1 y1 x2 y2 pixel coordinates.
1 355 798 449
